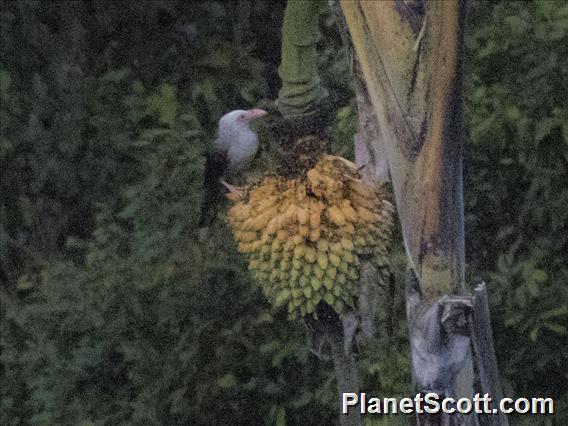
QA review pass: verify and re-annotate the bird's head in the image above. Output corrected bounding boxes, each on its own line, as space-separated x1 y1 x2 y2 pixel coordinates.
218 109 267 140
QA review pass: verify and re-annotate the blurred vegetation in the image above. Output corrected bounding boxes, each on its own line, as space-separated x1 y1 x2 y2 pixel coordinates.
0 1 566 425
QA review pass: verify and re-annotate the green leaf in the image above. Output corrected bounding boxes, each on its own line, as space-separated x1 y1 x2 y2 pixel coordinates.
275 406 286 426
216 374 237 389
542 322 567 335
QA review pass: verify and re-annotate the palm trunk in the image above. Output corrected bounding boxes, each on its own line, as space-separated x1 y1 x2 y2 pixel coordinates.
338 1 506 424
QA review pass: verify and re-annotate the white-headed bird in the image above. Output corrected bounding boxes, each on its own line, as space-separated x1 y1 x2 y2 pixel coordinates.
199 108 267 228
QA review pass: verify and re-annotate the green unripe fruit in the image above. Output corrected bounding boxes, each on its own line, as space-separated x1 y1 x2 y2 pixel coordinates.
293 244 305 259
324 293 335 305
333 284 342 297
329 253 341 267
280 260 290 271
348 268 358 281
275 289 290 307
313 264 324 279
317 253 328 270
330 242 343 254
305 247 317 263
317 239 329 252
311 293 322 305
311 277 322 291
326 267 337 279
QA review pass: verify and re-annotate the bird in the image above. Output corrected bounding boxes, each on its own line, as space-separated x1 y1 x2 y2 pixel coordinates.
199 108 267 229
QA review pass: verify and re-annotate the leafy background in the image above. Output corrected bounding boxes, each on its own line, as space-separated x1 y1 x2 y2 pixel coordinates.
1 1 566 425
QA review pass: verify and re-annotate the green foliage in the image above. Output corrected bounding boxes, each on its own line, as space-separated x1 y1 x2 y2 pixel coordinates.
1 0 566 425
464 1 568 422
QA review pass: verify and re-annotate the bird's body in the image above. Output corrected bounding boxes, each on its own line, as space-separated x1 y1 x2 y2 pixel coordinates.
215 110 261 174
199 108 267 228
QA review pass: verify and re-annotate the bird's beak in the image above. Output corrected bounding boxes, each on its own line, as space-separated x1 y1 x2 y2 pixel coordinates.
241 108 267 124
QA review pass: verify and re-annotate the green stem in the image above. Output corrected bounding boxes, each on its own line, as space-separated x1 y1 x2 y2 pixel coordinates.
276 0 328 118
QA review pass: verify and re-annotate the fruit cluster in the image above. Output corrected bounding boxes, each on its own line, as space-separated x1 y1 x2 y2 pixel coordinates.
228 155 393 319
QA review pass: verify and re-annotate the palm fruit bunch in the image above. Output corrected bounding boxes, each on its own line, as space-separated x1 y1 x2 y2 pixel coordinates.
228 155 394 319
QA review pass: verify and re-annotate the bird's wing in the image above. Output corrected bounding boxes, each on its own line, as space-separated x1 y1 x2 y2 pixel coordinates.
199 150 229 227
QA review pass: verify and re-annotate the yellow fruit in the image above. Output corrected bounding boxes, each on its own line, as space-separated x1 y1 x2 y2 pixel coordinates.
293 244 306 259
238 242 253 253
297 208 309 225
354 236 366 247
283 240 295 252
339 200 358 222
229 205 250 222
276 229 288 242
355 205 379 223
227 155 394 319
330 242 343 254
327 206 346 226
257 198 277 213
225 192 242 202
340 238 354 251
309 229 320 242
309 211 321 229
271 239 281 252
265 217 279 235
305 247 317 263
291 234 304 246
238 231 257 243
348 179 376 199
298 225 309 237
351 192 378 211
284 203 297 220
342 223 355 235
343 251 354 264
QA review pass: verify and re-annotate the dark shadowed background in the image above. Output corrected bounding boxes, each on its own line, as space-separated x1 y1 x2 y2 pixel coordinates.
1 1 566 424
